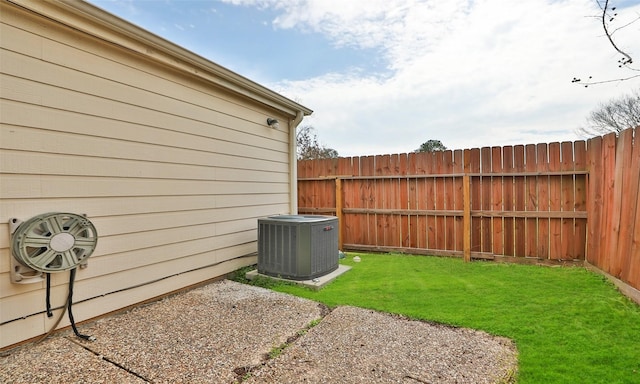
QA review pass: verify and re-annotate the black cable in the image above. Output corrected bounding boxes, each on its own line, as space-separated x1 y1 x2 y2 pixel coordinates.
45 273 53 318
67 268 94 341
1 253 255 327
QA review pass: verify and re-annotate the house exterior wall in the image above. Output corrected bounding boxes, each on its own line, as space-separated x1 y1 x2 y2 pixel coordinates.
0 0 310 349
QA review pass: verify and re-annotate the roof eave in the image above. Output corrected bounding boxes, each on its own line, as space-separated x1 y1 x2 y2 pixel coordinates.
7 0 312 117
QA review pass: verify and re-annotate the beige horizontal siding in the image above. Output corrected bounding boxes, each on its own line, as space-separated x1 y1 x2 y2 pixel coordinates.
0 2 299 348
2 124 289 172
1 92 289 163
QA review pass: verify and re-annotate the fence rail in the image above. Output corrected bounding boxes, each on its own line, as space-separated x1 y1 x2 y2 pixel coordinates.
298 128 639 292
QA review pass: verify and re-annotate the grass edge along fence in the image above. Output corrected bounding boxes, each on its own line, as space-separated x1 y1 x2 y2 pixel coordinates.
297 127 640 293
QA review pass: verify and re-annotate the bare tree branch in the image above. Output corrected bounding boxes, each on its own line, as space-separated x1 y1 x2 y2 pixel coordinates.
601 0 633 66
610 14 640 37
574 73 640 87
573 0 638 86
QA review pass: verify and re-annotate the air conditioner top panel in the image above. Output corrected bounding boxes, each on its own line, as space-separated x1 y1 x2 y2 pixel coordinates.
265 215 337 223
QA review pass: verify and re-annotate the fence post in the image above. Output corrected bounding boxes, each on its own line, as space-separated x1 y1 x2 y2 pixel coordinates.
335 177 344 250
463 149 471 262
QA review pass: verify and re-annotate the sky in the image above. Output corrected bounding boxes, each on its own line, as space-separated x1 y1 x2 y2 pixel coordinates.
87 0 640 156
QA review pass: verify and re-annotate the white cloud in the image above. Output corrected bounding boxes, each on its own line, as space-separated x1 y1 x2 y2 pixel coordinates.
225 0 640 156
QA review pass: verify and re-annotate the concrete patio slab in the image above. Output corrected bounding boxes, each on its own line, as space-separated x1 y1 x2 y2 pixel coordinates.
244 264 352 290
0 336 147 383
1 281 323 384
0 279 517 384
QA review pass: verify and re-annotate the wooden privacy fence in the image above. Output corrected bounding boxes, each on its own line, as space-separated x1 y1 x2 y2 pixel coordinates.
297 127 640 292
586 128 640 292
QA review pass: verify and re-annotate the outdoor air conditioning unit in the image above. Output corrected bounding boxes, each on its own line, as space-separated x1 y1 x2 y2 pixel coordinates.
257 215 339 280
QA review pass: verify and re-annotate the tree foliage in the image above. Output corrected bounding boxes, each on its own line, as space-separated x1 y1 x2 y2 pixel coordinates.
414 139 447 153
578 88 640 137
296 125 339 160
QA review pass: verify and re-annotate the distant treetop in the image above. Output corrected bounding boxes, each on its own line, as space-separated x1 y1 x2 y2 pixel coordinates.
297 126 339 160
415 139 448 153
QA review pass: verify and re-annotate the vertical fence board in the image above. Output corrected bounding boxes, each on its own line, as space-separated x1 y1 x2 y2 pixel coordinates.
574 142 587 260
374 155 384 247
297 161 308 210
514 145 526 257
536 143 550 259
548 142 562 259
394 154 403 247
343 181 357 246
463 149 472 261
426 153 437 249
407 154 419 249
453 149 464 252
628 192 640 289
361 156 375 246
338 158 353 249
302 161 317 207
337 157 353 177
399 154 409 247
561 141 576 259
469 148 482 252
375 155 387 248
308 159 319 210
481 147 492 253
586 137 602 264
443 151 455 250
620 129 639 284
491 146 504 256
600 133 617 272
434 152 446 250
415 153 428 249
351 157 364 246
315 159 330 212
525 144 538 258
320 158 336 214
503 146 515 256
625 127 640 289
614 129 640 279
389 154 401 247
609 130 632 277
335 177 343 249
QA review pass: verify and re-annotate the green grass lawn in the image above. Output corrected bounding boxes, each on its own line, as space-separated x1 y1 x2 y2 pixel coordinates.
233 253 640 383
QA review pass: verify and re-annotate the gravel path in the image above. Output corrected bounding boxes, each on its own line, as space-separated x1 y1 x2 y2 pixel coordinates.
246 306 517 383
1 280 517 383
